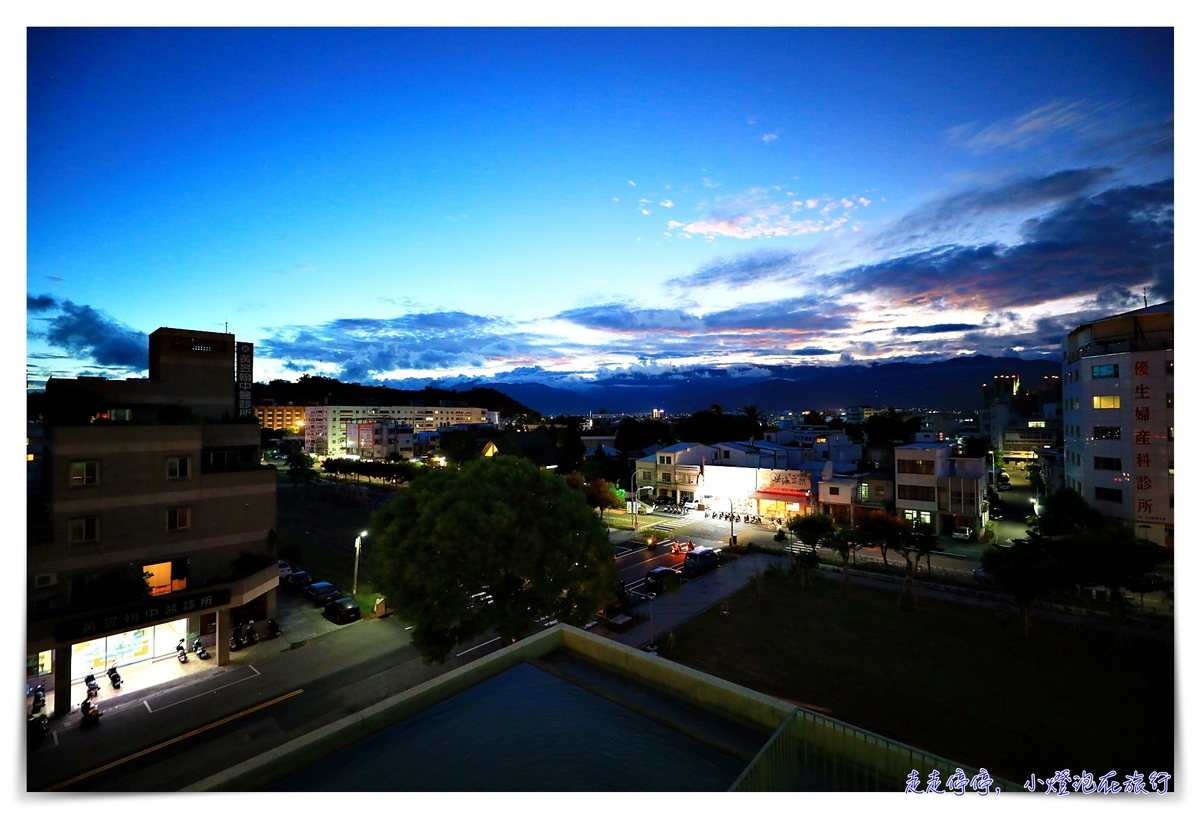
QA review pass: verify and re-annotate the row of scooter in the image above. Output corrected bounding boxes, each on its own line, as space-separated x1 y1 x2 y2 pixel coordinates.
704 510 765 525
228 618 282 652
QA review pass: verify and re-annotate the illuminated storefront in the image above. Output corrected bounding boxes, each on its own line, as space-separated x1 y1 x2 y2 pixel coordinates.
699 466 812 519
71 618 190 680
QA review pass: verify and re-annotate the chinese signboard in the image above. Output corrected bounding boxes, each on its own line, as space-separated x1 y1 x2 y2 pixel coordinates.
1131 358 1166 523
55 589 231 643
236 342 254 418
758 469 809 491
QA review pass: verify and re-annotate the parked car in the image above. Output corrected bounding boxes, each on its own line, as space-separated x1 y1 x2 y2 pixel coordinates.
285 570 315 589
277 559 293 579
644 566 682 593
324 597 361 625
952 526 973 541
996 482 1012 492
304 581 342 606
681 547 719 578
972 567 993 583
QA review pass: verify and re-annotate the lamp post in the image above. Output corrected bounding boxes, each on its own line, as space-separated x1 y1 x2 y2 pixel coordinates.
729 498 735 545
352 530 368 596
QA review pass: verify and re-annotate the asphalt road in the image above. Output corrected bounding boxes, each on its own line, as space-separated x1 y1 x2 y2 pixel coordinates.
27 615 506 792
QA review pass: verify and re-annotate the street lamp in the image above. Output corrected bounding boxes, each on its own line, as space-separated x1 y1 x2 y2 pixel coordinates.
352 530 368 596
729 498 735 545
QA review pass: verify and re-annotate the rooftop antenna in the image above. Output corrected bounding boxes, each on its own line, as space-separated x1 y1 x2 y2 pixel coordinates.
225 321 229 333
1143 288 1148 308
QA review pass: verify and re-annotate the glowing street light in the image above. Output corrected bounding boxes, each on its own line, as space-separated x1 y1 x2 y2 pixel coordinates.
352 530 368 596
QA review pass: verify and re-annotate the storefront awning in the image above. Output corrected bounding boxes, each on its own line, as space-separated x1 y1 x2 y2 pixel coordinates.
751 490 809 502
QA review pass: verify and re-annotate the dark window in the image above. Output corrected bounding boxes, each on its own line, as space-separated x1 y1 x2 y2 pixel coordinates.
167 506 190 532
829 486 840 496
1092 364 1119 379
167 456 190 479
69 516 100 544
1094 487 1123 503
898 485 937 502
897 459 936 475
1094 457 1122 471
1093 426 1122 441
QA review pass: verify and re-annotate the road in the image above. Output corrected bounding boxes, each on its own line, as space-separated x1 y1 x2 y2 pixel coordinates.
27 616 507 792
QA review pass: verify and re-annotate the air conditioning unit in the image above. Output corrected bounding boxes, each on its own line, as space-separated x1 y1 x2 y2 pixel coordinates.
34 572 58 589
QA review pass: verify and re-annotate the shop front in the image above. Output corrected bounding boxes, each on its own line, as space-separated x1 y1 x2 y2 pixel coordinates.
71 618 190 681
751 490 809 522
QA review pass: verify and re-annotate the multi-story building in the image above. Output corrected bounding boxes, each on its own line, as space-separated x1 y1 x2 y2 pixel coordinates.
894 432 987 535
305 404 490 456
344 421 415 460
253 403 310 431
1062 302 1173 546
818 466 895 525
28 328 277 717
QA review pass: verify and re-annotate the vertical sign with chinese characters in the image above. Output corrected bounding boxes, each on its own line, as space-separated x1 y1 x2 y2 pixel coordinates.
1131 359 1162 524
236 342 254 418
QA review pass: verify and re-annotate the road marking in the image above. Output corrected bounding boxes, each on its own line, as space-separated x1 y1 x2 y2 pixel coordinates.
455 636 500 657
42 688 304 792
145 664 261 713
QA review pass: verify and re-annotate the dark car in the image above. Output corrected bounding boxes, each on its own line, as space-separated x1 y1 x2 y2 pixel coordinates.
324 597 361 625
304 581 342 606
644 566 682 593
681 547 719 578
285 570 315 589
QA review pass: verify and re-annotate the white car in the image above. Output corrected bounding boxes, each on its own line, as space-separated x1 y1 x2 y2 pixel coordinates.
952 526 972 541
277 559 293 578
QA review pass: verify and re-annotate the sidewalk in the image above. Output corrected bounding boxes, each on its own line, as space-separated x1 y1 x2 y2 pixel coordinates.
612 552 788 649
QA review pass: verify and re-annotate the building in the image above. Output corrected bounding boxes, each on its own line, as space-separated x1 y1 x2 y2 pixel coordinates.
894 432 987 535
253 403 310 431
304 404 490 456
28 328 277 717
1062 302 1173 546
982 375 1063 462
818 465 895 525
344 421 415 460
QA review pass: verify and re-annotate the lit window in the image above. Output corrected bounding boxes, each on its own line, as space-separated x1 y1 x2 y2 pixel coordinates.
69 460 99 487
1091 364 1119 379
1092 395 1120 410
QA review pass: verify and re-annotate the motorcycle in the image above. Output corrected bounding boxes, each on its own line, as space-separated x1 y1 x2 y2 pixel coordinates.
192 639 211 660
28 712 49 745
80 699 103 727
246 620 260 645
31 682 46 713
176 638 189 663
267 618 282 639
106 662 123 689
229 623 246 652
84 673 101 699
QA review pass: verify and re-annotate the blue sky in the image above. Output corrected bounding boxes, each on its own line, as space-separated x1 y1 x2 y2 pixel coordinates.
26 27 1174 390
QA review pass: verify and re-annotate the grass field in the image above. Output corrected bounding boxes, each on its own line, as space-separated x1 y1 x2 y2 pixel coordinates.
660 571 1174 785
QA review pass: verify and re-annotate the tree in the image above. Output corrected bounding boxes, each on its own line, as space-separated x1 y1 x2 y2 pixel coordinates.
854 509 909 566
788 512 834 548
820 529 862 595
896 522 937 608
981 534 1072 635
285 450 316 486
369 456 618 663
583 478 623 522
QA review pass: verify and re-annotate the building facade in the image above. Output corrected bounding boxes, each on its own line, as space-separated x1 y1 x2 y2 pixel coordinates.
253 404 310 431
304 404 490 456
29 328 278 717
894 433 987 535
1062 302 1173 546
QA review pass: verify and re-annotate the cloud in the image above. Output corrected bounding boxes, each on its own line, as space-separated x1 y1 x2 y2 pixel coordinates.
640 208 651 215
948 100 1116 153
555 296 855 337
33 300 149 370
892 323 979 336
668 248 809 288
28 294 58 312
790 347 836 355
659 199 674 208
46 276 64 282
628 180 636 186
701 178 720 188
836 179 1173 310
670 205 852 240
761 133 778 142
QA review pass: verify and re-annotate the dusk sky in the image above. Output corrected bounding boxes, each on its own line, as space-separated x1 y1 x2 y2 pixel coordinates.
25 27 1174 391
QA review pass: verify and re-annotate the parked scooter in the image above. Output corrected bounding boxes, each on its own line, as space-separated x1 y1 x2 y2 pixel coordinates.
28 712 49 745
245 620 260 645
176 638 189 663
229 623 246 652
80 699 103 727
106 662 123 689
267 618 282 639
30 682 46 713
192 639 211 660
84 673 101 699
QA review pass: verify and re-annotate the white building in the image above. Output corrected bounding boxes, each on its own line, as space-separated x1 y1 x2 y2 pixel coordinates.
895 432 987 535
1062 302 1173 546
344 421 414 461
305 404 489 456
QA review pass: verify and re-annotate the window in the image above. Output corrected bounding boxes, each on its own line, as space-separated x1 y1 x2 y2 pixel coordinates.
143 559 188 596
69 516 99 544
1092 364 1119 379
109 408 132 421
1093 395 1121 410
896 459 936 475
69 460 99 487
829 486 840 496
1028 420 1046 428
1094 487 1123 503
167 506 190 532
1093 426 1121 441
898 485 936 503
1094 457 1122 471
902 509 932 525
167 456 190 480
660 473 672 483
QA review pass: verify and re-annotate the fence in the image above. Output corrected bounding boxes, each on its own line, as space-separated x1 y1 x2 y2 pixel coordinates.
731 705 1022 792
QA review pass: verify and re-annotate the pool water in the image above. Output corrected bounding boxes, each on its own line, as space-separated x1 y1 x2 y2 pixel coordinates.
269 662 748 791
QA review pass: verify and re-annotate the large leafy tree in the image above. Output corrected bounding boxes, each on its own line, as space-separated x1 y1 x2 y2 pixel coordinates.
981 535 1073 635
370 456 618 663
787 512 834 548
854 509 909 566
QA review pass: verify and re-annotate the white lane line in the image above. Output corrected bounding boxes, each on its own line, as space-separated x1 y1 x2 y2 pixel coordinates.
455 636 501 657
144 665 261 713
